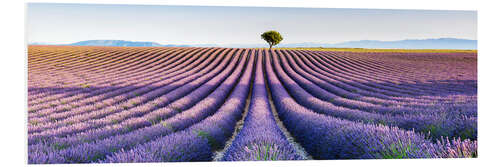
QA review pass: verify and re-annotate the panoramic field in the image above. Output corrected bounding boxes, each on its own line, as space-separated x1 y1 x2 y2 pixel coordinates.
27 45 477 163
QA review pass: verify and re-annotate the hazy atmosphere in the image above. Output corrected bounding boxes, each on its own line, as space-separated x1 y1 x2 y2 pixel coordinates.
27 3 477 46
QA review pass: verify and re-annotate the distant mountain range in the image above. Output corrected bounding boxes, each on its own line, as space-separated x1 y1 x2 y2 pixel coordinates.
29 38 477 49
331 38 477 49
66 40 191 47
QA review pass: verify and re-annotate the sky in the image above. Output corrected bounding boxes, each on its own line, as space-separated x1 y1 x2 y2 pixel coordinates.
27 3 477 45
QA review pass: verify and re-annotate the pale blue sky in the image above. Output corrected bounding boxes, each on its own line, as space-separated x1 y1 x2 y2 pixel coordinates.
27 3 477 45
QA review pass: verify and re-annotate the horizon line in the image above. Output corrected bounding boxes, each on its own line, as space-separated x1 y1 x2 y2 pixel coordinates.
29 37 477 46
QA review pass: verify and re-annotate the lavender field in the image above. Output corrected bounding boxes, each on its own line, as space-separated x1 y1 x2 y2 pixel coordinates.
27 46 477 163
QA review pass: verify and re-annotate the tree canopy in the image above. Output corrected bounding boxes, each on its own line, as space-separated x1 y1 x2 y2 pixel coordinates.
261 30 283 49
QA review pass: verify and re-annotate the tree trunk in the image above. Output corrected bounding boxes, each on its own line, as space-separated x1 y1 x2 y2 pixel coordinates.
269 44 272 50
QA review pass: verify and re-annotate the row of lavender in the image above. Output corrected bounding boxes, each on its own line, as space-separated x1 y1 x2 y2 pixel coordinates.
263 50 476 159
29 47 246 163
272 50 476 140
28 46 477 163
28 48 222 142
28 48 211 134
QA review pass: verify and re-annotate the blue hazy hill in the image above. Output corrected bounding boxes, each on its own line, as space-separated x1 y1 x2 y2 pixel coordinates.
69 40 163 47
67 40 184 47
329 38 477 49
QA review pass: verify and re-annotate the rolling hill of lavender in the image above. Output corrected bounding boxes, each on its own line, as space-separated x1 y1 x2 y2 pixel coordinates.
27 46 477 163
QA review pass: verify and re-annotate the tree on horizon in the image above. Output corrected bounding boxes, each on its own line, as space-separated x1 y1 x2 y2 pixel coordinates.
261 30 283 49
